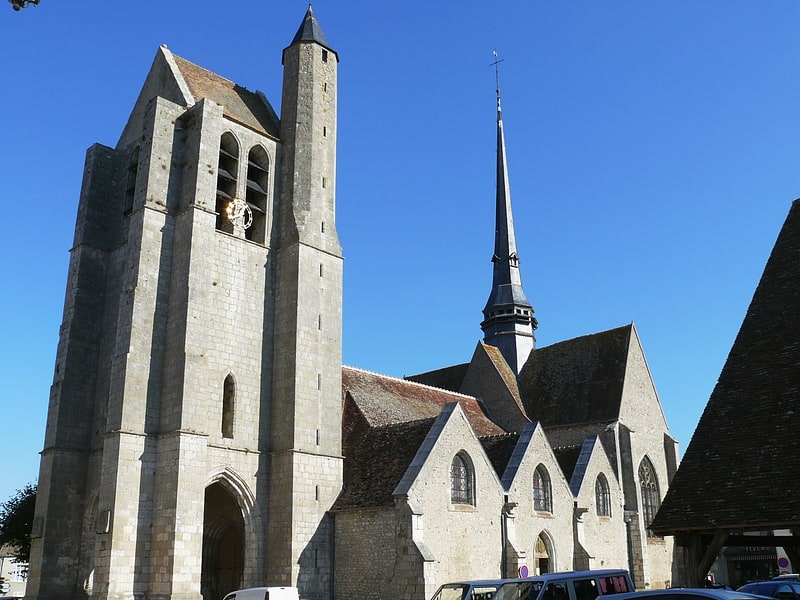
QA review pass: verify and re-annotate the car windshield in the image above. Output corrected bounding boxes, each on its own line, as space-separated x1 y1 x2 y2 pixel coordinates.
472 586 500 600
494 581 545 600
431 584 500 600
432 584 468 600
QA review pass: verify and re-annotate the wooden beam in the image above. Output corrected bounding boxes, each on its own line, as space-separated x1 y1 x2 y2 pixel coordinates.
724 535 800 548
698 533 729 585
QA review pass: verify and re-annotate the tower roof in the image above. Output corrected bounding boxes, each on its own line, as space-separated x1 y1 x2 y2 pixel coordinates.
287 5 338 60
481 68 536 373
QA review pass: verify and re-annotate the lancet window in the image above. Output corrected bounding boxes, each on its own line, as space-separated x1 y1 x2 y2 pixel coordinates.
595 473 611 517
638 456 661 535
533 465 552 513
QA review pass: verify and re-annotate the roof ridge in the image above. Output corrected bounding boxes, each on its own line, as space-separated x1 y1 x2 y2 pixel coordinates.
170 50 238 87
343 364 479 401
478 432 519 441
539 323 634 350
552 443 583 451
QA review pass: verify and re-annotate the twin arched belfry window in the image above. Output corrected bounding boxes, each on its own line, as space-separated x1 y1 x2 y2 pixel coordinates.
215 133 270 244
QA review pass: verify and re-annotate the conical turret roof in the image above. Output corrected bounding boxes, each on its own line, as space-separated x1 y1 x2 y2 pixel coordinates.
288 6 337 59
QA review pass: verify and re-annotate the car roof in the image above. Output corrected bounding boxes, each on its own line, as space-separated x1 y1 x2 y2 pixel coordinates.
740 581 799 590
438 580 507 587
613 589 770 600
498 570 631 584
440 571 631 589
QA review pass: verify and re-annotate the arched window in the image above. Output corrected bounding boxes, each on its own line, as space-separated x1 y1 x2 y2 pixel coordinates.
533 465 552 512
221 373 235 439
245 145 269 244
595 473 611 517
450 452 475 505
638 456 661 534
216 133 239 234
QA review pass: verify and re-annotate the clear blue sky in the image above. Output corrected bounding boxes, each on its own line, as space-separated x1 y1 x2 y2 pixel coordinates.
1 1 797 503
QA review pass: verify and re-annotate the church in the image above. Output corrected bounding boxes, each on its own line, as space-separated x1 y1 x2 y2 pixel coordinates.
27 8 677 600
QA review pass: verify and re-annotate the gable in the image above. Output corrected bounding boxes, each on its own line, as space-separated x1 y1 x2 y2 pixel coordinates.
618 324 668 432
497 421 573 500
565 435 618 499
393 403 504 509
460 342 530 433
118 46 279 150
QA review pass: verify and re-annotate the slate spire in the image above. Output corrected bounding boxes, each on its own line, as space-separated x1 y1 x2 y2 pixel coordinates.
286 5 338 61
481 64 537 374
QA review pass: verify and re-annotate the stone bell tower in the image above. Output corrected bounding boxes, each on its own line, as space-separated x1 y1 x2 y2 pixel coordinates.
268 6 344 595
27 8 342 600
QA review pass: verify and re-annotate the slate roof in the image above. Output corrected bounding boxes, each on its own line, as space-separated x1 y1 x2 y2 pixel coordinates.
171 53 280 138
342 366 503 436
333 418 436 511
553 445 583 482
405 362 469 392
518 325 633 426
288 5 337 57
480 433 520 478
651 200 800 534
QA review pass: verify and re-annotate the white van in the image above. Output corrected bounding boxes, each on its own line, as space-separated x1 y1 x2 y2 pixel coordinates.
222 586 300 600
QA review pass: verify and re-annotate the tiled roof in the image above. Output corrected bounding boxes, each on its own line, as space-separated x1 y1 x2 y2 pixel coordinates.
517 325 633 426
343 366 503 437
651 200 800 534
333 417 436 511
171 53 280 138
482 343 522 399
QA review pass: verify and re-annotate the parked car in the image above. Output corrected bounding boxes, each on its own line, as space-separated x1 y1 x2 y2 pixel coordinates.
221 586 299 600
491 569 634 600
738 580 800 600
430 579 505 600
610 589 773 600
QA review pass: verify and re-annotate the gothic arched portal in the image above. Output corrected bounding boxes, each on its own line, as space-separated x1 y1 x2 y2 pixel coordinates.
202 482 245 600
535 531 555 575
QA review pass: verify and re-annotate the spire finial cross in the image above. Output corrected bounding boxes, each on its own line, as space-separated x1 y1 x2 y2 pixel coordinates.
491 49 504 110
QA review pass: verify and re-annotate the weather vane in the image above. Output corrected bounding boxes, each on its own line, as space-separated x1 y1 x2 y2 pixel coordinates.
9 0 39 10
491 50 504 107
